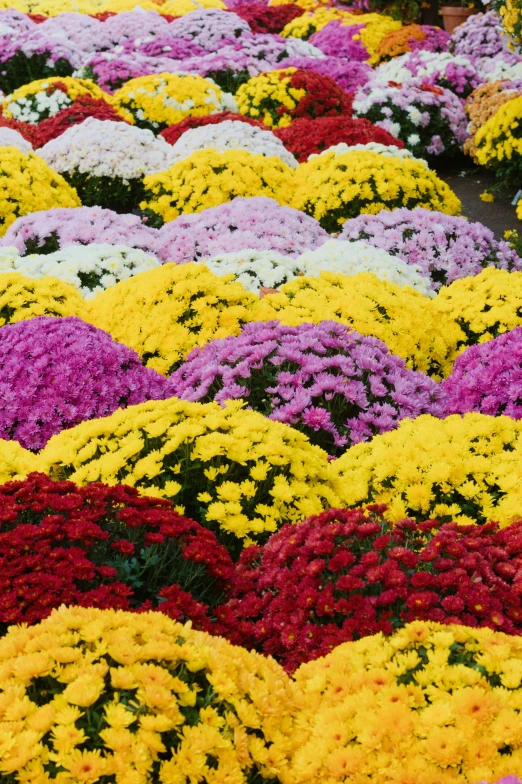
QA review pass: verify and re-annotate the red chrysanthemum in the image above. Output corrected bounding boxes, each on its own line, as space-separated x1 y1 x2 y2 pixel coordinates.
233 3 304 34
33 95 128 147
274 115 404 162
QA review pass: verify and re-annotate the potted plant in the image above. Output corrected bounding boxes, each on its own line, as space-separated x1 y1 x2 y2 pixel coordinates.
439 0 483 33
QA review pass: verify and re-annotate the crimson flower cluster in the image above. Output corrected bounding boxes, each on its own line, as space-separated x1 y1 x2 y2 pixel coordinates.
233 3 304 34
284 68 353 121
215 507 522 671
0 473 233 632
274 115 404 162
32 94 128 147
160 111 268 146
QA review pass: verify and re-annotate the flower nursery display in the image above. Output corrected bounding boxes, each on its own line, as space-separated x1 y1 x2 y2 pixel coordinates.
1 4 522 783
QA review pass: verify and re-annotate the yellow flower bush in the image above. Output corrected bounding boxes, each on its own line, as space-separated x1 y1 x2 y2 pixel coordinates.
0 272 87 324
474 94 522 183
140 150 294 225
236 69 305 129
353 13 403 64
0 605 301 783
0 438 36 484
291 150 461 232
250 272 462 377
87 263 256 375
3 77 107 120
433 268 522 348
0 148 80 235
334 412 522 526
280 7 355 38
291 621 522 783
39 397 343 545
163 0 225 11
112 73 233 131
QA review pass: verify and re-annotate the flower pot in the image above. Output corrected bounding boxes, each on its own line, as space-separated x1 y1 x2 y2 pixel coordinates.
440 6 478 33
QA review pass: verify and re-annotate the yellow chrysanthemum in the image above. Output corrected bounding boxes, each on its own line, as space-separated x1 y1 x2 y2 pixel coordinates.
140 150 294 223
0 148 80 235
333 412 522 526
291 149 461 231
38 398 343 542
87 263 256 375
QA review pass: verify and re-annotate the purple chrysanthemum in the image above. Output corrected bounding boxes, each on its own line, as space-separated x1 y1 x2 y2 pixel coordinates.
155 197 328 262
442 328 522 418
0 316 170 450
169 320 444 456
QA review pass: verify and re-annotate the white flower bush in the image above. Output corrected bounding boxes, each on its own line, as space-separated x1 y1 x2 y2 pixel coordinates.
4 83 71 123
169 121 299 168
0 128 32 152
297 239 436 296
200 249 301 292
476 57 522 82
38 118 175 179
0 243 162 298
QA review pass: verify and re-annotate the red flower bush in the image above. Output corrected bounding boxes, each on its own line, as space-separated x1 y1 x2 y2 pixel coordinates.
0 473 233 632
274 115 404 162
285 69 353 121
216 507 522 671
160 111 268 146
32 95 127 147
233 4 304 33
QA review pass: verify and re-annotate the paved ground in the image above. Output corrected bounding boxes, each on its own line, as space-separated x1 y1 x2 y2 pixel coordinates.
436 159 520 240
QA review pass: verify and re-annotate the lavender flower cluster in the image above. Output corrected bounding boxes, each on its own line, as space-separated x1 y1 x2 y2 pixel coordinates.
0 316 170 450
340 208 522 289
450 11 508 58
154 197 329 262
169 320 445 456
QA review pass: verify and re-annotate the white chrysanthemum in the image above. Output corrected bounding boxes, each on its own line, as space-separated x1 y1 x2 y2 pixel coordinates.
169 121 298 168
297 239 436 297
0 129 32 152
308 142 428 167
4 84 71 123
477 57 522 82
375 51 476 84
0 243 161 299
38 118 176 179
284 36 326 59
200 249 301 292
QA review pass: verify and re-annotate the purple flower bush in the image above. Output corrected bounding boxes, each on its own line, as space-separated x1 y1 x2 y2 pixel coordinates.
451 11 507 58
375 50 480 97
283 55 371 93
0 316 170 450
132 36 206 59
0 207 160 257
310 21 369 61
39 13 110 55
155 197 328 262
353 79 467 158
169 320 445 456
169 9 252 52
79 51 178 93
100 11 170 47
0 8 35 33
339 208 522 289
442 328 522 418
408 25 450 54
0 31 82 92
180 49 257 92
